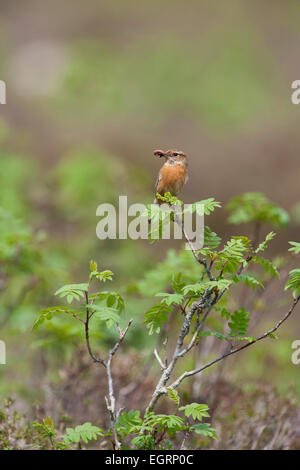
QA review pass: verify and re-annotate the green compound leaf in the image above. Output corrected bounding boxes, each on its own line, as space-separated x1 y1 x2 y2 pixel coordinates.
179 403 210 421
166 388 180 406
62 422 103 444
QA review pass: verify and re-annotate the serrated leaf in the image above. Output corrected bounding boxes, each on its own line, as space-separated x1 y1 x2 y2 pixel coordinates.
204 226 221 249
166 388 180 406
55 283 89 296
91 305 120 327
198 330 228 341
191 423 217 439
116 410 142 436
144 303 172 335
54 283 89 304
156 293 184 306
232 274 264 291
199 330 255 343
216 237 250 273
171 272 186 294
146 414 185 432
156 192 183 206
89 291 124 313
32 307 80 330
228 307 250 337
62 422 103 444
285 269 300 298
268 332 278 340
185 198 221 216
96 270 114 282
182 279 232 296
254 231 276 253
252 256 279 278
179 403 210 421
288 241 300 255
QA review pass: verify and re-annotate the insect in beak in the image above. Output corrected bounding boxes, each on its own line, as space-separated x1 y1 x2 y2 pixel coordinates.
154 149 165 158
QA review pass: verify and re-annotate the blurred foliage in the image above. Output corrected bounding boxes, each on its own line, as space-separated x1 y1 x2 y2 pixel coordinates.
0 143 298 403
28 189 300 449
0 122 298 445
226 192 290 228
292 202 300 225
0 135 154 399
0 154 36 219
0 0 299 447
46 31 275 131
54 149 127 221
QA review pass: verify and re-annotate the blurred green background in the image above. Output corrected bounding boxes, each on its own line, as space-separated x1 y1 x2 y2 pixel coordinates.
0 0 299 443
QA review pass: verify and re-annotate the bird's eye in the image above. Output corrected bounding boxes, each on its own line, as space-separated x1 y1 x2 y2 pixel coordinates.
173 152 178 156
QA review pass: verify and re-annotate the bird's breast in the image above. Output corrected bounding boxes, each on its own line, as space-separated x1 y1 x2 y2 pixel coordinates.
158 163 187 196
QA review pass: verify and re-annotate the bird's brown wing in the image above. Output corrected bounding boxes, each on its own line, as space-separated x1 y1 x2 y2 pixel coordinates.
154 168 162 203
155 168 162 193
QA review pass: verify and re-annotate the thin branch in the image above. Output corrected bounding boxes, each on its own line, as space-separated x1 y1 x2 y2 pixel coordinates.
145 236 250 413
105 319 133 450
84 292 106 367
145 291 213 412
71 313 85 324
177 291 219 357
177 289 215 357
154 348 166 370
169 295 300 391
110 320 133 358
154 425 167 447
162 337 168 368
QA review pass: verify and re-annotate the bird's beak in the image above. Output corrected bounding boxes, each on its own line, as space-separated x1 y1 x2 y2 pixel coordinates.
154 150 165 158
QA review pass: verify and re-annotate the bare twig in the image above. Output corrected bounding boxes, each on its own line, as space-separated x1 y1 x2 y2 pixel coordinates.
154 425 167 447
145 210 243 412
84 292 106 366
109 320 132 358
180 429 190 450
83 288 132 449
177 289 215 357
169 295 300 391
105 319 133 449
145 291 213 412
154 348 166 370
162 337 168 368
177 291 219 357
145 209 296 414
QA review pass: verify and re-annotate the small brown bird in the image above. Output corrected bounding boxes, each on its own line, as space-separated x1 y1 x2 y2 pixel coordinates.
153 149 188 204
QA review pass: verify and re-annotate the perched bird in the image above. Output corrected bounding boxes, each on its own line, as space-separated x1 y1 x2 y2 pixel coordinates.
153 149 188 204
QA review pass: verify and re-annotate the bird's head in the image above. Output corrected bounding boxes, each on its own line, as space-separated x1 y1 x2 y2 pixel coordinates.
154 149 187 164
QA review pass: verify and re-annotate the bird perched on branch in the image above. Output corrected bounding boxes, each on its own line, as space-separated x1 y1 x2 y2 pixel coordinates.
153 149 188 204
